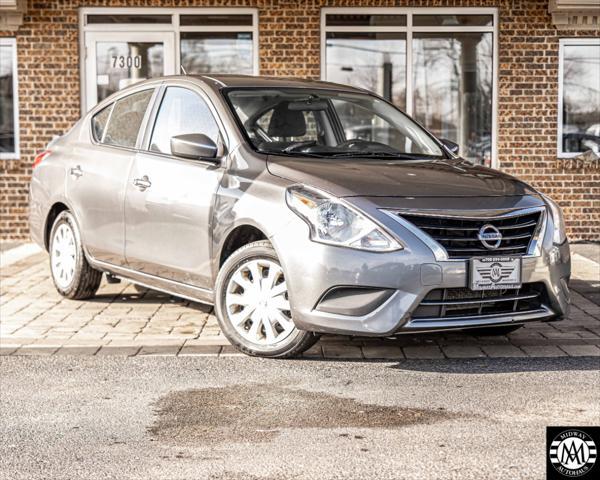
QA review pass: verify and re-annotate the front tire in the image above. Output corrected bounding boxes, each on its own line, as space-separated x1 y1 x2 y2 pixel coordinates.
214 240 318 358
49 211 102 300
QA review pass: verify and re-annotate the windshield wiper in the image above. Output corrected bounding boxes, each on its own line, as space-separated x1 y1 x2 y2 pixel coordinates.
258 150 325 159
326 151 424 160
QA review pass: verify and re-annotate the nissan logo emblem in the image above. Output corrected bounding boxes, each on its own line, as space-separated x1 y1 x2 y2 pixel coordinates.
477 224 503 250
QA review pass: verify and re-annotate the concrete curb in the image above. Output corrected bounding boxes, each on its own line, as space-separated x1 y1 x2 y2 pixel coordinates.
2 341 599 359
0 243 43 268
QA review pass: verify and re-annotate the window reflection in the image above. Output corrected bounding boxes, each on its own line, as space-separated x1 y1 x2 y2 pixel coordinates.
561 44 600 155
323 12 497 166
0 42 16 154
96 42 164 102
413 33 493 165
181 32 253 74
326 32 406 110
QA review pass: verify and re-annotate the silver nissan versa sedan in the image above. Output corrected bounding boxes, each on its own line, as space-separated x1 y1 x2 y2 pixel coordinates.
29 75 571 357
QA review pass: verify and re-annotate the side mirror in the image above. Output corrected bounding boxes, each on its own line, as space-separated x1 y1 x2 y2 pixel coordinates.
440 138 460 155
171 133 219 161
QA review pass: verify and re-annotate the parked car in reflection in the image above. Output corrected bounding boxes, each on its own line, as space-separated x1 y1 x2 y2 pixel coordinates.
563 124 600 155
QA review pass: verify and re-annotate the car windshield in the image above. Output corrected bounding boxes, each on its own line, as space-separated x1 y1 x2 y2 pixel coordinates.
224 88 445 159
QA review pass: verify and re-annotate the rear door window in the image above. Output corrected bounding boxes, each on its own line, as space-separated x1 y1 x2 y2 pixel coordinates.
91 104 113 142
103 89 154 148
149 87 220 155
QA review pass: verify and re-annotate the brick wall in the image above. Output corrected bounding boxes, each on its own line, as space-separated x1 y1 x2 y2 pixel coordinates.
1 0 599 241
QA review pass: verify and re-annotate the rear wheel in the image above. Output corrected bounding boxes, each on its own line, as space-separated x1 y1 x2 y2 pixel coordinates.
463 324 523 336
49 211 102 300
214 240 318 358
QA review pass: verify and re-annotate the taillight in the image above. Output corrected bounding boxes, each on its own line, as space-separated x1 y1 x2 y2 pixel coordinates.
33 150 51 169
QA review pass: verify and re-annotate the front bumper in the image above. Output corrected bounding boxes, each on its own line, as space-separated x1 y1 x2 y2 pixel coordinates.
271 204 571 336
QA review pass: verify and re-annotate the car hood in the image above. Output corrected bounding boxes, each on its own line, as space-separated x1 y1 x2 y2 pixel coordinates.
266 156 538 197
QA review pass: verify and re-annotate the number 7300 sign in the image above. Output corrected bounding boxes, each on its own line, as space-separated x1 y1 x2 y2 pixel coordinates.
112 55 142 69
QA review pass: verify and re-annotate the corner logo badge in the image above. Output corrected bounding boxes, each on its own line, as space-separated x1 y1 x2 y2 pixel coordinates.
549 429 597 477
477 224 502 250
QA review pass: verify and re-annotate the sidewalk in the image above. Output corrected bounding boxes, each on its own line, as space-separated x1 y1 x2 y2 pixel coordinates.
1 244 599 359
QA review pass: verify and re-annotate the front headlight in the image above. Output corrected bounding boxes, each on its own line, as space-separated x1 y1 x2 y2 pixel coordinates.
542 194 567 245
286 186 402 252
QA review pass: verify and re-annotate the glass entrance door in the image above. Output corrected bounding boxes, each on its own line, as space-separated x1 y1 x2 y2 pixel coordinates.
84 32 175 110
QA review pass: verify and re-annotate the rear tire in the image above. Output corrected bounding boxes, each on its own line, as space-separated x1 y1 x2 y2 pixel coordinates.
49 211 102 300
214 240 318 358
463 324 523 336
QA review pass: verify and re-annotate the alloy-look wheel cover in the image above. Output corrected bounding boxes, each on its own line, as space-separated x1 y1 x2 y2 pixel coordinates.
225 259 295 346
51 223 78 289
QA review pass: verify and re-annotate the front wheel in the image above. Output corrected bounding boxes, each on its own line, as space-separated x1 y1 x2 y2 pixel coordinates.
214 240 318 358
49 210 102 300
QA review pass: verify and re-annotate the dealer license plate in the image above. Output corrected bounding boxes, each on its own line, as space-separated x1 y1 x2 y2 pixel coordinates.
470 257 522 291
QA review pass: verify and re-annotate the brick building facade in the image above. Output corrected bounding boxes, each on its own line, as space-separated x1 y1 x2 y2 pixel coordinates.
1 0 599 241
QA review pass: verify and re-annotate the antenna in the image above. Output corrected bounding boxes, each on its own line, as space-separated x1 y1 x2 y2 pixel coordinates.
180 65 188 75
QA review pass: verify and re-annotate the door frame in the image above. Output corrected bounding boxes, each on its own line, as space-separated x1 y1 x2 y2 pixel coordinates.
83 31 175 112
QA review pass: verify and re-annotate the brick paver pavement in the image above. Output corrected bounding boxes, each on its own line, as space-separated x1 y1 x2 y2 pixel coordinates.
1 246 599 359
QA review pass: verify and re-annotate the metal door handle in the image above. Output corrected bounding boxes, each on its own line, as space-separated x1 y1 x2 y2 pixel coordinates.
133 175 151 191
69 165 83 178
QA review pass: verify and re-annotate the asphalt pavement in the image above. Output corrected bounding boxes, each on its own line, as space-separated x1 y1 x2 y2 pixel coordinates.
1 355 599 479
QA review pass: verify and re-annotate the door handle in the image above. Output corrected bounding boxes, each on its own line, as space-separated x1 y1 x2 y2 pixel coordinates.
133 175 151 191
69 165 83 178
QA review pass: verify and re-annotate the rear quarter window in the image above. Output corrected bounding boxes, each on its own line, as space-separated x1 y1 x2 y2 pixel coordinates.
91 104 112 142
103 89 154 148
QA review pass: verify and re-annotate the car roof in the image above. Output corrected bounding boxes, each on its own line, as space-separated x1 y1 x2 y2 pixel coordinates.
90 74 371 116
200 74 360 89
153 74 367 93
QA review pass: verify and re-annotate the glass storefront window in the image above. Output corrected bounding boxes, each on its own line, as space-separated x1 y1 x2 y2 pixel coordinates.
82 9 258 110
559 40 600 157
326 14 407 27
179 14 253 26
86 14 172 24
326 32 406 110
323 9 496 166
181 32 253 75
413 32 493 165
95 41 165 102
413 15 492 27
0 38 18 159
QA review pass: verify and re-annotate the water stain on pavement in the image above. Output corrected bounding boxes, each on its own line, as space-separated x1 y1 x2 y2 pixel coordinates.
149 384 457 444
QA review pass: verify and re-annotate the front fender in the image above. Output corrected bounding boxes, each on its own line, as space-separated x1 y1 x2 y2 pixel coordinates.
210 149 295 283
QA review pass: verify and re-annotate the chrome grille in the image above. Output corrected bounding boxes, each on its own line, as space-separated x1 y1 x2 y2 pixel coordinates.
399 209 543 259
412 283 547 322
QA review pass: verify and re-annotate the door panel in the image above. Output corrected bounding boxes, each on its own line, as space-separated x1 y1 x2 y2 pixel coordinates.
68 88 156 265
124 85 225 288
67 144 134 266
124 152 223 288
